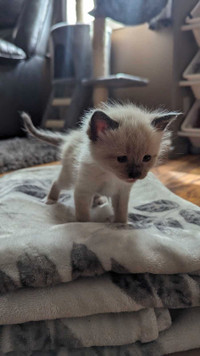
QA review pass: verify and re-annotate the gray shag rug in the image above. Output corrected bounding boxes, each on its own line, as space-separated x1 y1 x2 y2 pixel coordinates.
0 137 58 174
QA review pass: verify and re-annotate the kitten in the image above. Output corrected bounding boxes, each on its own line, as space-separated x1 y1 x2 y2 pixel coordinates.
22 103 179 223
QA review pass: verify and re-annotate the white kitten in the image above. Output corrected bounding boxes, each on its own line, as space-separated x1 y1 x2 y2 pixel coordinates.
22 103 179 223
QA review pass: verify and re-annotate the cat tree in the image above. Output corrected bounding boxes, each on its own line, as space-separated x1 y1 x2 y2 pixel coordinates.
91 15 148 106
42 0 148 129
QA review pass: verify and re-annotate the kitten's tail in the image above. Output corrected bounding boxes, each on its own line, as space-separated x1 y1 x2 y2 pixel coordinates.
21 112 64 147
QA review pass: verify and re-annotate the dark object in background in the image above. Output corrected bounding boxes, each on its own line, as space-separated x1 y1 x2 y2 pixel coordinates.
0 39 26 64
0 0 24 30
0 0 53 138
194 109 200 128
52 24 92 82
194 62 200 74
41 23 93 130
90 0 168 26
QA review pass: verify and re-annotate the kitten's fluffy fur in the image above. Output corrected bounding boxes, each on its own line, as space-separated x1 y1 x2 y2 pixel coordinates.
22 102 178 223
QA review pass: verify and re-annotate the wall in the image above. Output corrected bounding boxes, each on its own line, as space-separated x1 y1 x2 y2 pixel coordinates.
111 24 174 110
111 0 198 112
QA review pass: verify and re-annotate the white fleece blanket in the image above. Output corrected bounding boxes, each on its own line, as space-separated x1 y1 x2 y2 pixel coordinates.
0 165 200 355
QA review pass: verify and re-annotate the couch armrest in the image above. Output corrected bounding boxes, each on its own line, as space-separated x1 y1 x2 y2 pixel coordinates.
0 39 26 64
13 0 53 58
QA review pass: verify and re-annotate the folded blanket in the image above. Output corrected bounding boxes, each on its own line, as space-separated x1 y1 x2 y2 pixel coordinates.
1 272 200 325
0 308 171 353
1 308 200 355
0 166 200 355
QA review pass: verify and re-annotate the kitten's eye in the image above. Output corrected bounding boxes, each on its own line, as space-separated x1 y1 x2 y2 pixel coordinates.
117 156 127 163
143 155 151 162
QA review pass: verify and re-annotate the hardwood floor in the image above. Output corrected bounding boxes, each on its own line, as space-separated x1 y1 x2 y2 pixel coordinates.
152 155 200 206
0 155 200 206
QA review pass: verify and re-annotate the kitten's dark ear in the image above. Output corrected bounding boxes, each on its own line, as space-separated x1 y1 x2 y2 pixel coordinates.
151 112 181 131
88 110 119 142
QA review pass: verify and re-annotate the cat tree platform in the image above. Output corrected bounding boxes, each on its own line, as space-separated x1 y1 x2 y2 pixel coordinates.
82 73 148 88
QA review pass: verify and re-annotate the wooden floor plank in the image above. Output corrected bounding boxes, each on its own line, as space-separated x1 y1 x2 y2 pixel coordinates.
152 155 200 206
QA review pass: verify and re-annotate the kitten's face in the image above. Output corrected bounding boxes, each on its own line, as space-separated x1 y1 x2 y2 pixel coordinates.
87 109 177 183
90 123 161 183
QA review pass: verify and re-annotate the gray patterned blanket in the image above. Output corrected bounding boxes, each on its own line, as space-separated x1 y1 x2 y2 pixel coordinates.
0 166 200 355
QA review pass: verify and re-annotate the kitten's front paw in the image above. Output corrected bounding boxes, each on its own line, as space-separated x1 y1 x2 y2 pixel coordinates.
114 218 128 224
76 212 90 222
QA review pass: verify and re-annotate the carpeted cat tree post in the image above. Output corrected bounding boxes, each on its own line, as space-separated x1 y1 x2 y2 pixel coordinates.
92 17 110 106
90 8 148 107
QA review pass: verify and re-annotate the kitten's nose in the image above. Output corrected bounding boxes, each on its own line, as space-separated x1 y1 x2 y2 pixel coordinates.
128 171 141 179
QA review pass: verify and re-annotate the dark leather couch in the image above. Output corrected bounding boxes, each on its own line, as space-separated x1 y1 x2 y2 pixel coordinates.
0 0 53 138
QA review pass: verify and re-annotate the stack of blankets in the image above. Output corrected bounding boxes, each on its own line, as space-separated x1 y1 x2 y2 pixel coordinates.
0 165 200 355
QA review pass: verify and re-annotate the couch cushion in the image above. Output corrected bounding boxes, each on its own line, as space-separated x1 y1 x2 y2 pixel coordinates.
0 38 26 64
13 0 53 57
0 0 25 29
0 28 13 41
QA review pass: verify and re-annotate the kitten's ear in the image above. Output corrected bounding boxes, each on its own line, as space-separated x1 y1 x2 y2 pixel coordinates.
151 112 181 131
88 110 119 142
